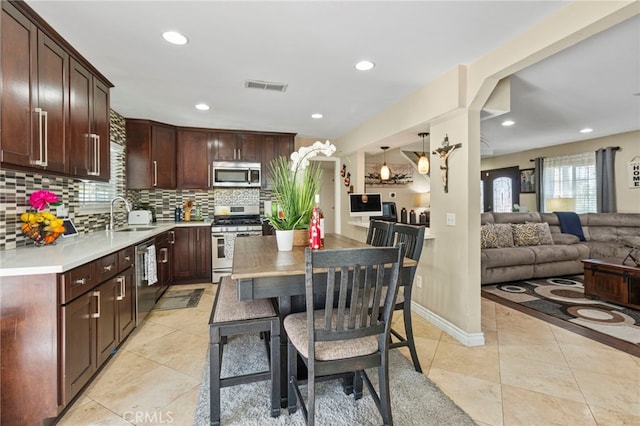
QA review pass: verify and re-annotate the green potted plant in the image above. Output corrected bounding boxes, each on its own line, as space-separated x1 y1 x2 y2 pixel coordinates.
267 141 336 250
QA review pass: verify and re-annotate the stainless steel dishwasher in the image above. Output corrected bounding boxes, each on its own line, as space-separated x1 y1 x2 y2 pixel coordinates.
134 239 158 324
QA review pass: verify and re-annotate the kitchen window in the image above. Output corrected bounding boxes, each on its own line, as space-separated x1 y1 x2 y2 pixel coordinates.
78 142 124 213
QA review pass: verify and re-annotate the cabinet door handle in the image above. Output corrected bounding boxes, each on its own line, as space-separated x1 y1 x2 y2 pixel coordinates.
160 247 169 263
91 291 101 318
95 134 101 176
116 276 125 300
88 134 96 175
74 277 87 286
32 108 48 166
196 229 200 241
169 231 175 244
153 160 158 187
208 163 211 187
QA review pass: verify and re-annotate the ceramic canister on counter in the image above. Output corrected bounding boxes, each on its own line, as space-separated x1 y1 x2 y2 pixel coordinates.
400 207 408 223
409 209 416 224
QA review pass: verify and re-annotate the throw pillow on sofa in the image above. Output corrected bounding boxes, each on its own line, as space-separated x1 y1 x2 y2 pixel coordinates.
512 223 540 246
526 222 554 245
493 223 515 247
480 224 499 248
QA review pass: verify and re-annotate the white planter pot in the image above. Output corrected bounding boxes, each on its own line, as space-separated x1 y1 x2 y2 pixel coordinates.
275 229 294 251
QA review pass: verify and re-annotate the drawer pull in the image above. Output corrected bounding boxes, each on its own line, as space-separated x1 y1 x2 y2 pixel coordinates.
124 255 131 262
74 277 87 286
103 264 114 272
91 291 100 318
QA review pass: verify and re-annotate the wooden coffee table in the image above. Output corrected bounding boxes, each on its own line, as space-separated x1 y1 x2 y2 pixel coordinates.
582 259 640 309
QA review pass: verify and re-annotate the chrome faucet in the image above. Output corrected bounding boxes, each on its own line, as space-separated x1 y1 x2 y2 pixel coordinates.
109 196 132 231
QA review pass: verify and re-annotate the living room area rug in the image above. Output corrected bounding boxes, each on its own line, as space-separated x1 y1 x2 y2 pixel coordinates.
482 275 640 356
153 288 205 311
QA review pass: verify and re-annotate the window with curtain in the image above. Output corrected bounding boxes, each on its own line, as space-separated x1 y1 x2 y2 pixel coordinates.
78 142 125 210
542 152 596 213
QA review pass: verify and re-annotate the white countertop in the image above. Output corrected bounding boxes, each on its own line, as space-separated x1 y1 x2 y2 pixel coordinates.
348 221 435 240
0 221 212 277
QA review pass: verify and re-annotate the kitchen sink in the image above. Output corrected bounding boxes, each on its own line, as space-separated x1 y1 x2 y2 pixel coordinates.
115 227 155 232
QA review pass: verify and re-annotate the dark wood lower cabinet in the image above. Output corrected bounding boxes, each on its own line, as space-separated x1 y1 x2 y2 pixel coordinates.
0 274 59 426
0 247 138 425
118 266 136 339
172 226 211 283
62 290 97 405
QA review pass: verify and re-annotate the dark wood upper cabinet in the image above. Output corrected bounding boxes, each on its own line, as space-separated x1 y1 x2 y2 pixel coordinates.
1 1 111 180
137 123 295 189
176 128 214 189
1 2 68 173
262 134 294 188
126 119 176 189
214 131 261 161
68 59 110 181
214 132 239 161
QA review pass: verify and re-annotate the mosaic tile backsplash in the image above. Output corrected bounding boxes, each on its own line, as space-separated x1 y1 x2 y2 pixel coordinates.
0 109 276 250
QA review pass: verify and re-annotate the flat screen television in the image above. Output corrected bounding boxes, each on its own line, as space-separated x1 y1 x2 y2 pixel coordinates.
349 193 383 218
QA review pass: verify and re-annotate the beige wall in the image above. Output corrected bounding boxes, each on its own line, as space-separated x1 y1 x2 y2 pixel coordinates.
481 131 640 214
333 1 639 344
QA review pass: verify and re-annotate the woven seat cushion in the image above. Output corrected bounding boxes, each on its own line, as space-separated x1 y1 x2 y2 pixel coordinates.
284 310 378 361
213 276 275 323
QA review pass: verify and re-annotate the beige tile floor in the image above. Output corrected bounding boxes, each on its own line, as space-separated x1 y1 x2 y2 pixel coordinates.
58 283 640 426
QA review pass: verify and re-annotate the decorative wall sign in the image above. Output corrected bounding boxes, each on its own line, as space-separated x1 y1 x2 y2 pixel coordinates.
520 168 535 193
364 163 414 187
628 156 640 188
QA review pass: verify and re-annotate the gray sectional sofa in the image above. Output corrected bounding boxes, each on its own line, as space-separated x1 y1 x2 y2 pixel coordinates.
480 212 640 285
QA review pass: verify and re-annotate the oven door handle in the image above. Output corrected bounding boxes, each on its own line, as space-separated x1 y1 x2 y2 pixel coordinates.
212 233 225 238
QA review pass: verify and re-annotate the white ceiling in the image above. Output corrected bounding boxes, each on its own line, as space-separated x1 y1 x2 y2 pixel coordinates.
25 1 639 158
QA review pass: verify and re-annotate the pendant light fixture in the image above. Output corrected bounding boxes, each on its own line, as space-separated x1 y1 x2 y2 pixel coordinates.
380 146 390 181
418 132 430 174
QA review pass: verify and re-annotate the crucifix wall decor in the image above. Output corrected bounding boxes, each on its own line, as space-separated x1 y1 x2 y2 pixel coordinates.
432 134 462 193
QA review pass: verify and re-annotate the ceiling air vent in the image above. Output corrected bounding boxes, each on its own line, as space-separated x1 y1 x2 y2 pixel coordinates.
244 79 288 92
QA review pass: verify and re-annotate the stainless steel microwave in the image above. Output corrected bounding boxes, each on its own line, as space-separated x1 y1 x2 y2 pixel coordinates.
211 161 261 187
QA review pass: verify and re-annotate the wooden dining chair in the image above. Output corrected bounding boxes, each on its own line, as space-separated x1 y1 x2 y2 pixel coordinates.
388 223 425 372
284 245 403 426
366 219 395 247
209 276 281 425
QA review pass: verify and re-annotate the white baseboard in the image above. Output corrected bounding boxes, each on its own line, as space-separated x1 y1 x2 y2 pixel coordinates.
411 301 485 347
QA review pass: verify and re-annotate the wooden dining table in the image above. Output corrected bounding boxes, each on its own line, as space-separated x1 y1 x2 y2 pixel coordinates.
231 233 417 405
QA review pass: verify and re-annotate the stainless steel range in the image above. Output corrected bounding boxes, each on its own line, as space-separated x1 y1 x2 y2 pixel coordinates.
211 205 262 282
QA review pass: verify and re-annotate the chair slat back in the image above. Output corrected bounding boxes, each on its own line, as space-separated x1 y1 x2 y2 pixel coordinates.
305 246 402 344
366 220 395 247
392 223 425 286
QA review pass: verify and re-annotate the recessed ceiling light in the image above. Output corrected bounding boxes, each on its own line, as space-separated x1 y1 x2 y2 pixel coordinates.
311 113 323 119
162 31 188 45
195 103 210 111
355 60 375 71
502 120 515 126
580 127 593 133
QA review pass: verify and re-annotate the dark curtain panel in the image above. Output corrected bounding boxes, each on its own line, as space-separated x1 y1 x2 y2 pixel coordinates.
534 157 544 211
595 147 617 212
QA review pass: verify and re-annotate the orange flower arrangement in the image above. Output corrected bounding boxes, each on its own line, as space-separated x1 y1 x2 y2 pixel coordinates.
20 190 65 246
